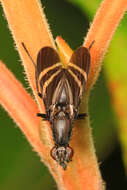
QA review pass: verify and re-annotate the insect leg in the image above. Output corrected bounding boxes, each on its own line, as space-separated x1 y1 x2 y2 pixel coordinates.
36 113 49 120
89 40 95 50
77 113 88 120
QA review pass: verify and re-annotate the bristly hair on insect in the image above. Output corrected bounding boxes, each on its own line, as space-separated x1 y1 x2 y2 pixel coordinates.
21 40 94 170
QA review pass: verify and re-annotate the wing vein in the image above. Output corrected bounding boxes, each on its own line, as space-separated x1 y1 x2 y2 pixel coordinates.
67 69 82 96
68 62 87 81
43 70 61 97
38 62 61 81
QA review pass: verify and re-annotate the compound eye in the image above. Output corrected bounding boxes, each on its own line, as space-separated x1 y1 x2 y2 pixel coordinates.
50 146 57 161
66 146 74 162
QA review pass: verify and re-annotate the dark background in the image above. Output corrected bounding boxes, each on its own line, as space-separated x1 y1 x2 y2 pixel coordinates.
0 0 127 189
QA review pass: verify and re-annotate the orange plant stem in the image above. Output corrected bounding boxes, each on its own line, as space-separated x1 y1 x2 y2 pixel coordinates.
0 61 41 154
84 0 127 90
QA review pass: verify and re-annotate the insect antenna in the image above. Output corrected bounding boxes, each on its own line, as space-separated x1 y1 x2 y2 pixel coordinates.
21 42 36 67
89 40 95 50
21 42 42 98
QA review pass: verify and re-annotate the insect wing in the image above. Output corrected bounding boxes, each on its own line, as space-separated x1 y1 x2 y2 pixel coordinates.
36 47 62 110
66 46 90 107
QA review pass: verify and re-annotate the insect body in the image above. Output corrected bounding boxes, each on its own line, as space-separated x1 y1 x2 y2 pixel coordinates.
22 41 94 169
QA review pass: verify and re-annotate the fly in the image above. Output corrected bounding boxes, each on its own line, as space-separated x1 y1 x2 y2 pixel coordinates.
22 40 94 169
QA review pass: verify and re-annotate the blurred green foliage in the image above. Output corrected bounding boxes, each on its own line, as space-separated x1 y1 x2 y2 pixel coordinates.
0 0 125 189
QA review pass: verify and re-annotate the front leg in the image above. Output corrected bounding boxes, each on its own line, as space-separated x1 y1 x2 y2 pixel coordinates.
37 93 42 98
76 113 88 120
36 113 49 121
